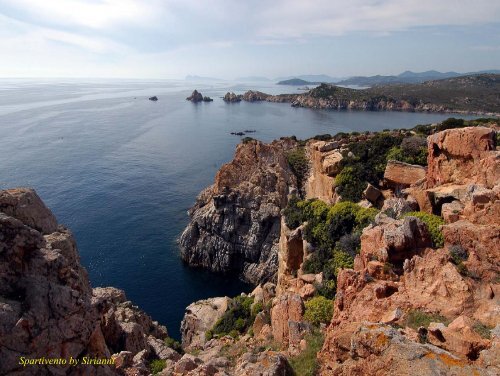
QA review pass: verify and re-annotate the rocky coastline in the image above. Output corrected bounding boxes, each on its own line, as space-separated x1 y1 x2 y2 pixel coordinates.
1 120 499 375
223 74 500 116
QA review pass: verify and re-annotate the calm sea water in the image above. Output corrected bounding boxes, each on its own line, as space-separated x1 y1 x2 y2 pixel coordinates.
0 79 477 338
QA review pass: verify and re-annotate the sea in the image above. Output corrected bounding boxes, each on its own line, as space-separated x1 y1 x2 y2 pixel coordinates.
0 79 478 338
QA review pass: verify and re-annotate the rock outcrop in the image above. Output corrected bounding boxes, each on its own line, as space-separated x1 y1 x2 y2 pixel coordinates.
186 90 213 103
318 126 500 375
384 160 426 189
0 188 176 375
223 92 242 103
179 139 298 284
186 90 203 102
180 297 230 350
427 126 498 188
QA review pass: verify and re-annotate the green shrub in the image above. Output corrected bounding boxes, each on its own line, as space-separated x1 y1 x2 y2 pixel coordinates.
251 301 263 317
289 330 324 376
336 133 403 201
405 310 449 330
286 147 309 190
387 134 428 165
150 359 166 375
284 196 303 229
335 166 366 202
205 329 214 341
354 207 378 230
326 250 354 279
164 337 183 354
304 296 333 326
436 117 464 131
315 279 336 299
403 211 444 248
210 295 255 338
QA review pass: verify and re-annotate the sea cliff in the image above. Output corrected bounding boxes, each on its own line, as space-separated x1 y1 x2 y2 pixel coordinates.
1 120 499 375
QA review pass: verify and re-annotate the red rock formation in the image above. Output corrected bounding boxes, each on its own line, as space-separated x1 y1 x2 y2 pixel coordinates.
427 127 498 188
318 126 500 375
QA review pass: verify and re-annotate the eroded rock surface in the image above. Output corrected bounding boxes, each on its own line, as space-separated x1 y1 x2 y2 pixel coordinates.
179 139 298 284
0 188 177 376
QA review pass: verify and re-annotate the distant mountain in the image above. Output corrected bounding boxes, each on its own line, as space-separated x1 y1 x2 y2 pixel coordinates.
336 70 500 86
235 76 271 82
275 74 341 83
277 78 317 86
185 75 226 82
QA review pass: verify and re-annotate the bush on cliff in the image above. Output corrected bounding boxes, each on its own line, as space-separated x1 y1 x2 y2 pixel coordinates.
403 211 444 248
164 337 183 354
386 135 427 166
150 359 166 374
412 117 499 136
336 133 403 201
304 296 333 326
207 295 257 339
286 147 309 192
289 329 324 376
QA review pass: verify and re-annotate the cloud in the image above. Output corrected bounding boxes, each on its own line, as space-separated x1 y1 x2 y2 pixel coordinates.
0 0 160 29
0 0 499 78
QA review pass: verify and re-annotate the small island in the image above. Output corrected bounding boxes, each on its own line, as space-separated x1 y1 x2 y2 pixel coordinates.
186 89 213 103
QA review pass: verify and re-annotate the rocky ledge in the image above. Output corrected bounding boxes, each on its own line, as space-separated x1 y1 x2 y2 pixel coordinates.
179 138 299 284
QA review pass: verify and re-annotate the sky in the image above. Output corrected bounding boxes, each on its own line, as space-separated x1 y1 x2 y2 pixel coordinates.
0 0 499 79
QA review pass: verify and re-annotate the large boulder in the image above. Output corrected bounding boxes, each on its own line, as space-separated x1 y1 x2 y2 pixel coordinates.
384 160 426 188
234 352 294 376
180 297 230 349
270 293 304 344
319 323 490 375
427 127 498 188
321 151 343 176
0 188 58 234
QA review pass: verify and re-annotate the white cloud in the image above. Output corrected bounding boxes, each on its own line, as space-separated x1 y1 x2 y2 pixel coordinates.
1 0 160 29
0 0 499 78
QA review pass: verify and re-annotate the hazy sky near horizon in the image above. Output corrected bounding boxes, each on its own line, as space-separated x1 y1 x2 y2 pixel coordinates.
1 0 499 79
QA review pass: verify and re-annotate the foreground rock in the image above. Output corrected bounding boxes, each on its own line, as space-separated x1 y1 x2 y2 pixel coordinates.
0 188 176 375
179 138 298 284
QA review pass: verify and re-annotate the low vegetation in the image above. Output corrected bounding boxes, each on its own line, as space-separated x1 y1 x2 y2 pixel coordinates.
336 133 403 202
402 212 444 248
149 359 166 375
473 322 493 340
412 117 500 136
289 330 324 376
449 245 470 276
285 199 377 299
164 336 183 354
404 309 450 330
286 147 309 192
304 296 334 326
386 135 427 166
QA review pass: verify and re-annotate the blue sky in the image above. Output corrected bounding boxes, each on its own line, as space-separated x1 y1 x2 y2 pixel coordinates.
0 0 499 79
